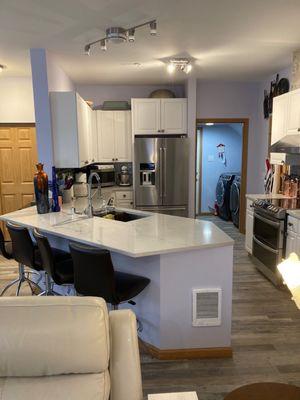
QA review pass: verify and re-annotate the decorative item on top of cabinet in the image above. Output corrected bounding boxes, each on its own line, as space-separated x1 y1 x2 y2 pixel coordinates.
132 98 187 135
96 110 132 163
50 92 96 168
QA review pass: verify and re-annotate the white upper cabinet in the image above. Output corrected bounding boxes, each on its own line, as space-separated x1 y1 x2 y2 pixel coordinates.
50 91 94 168
271 93 289 145
132 99 161 135
96 111 132 162
161 98 187 134
132 98 187 135
287 89 300 136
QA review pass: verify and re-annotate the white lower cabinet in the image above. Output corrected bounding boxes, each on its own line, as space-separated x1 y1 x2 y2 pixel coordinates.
115 191 133 209
245 200 254 254
286 215 300 257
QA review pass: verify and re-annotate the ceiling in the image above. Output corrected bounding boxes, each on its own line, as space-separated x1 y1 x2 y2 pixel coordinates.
0 0 299 84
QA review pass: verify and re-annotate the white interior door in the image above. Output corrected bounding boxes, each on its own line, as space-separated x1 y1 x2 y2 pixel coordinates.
161 98 187 134
97 111 115 162
132 99 160 135
114 111 132 161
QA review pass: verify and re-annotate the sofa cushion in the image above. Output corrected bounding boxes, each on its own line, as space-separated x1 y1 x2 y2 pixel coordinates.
0 371 110 400
0 297 110 377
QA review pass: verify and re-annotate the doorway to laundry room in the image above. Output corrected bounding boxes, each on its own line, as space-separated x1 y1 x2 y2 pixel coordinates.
195 119 249 233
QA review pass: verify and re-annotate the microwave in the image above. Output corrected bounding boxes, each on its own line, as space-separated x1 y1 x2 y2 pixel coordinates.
89 165 115 187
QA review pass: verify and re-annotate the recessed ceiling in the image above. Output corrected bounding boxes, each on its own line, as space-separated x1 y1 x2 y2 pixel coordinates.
0 0 299 84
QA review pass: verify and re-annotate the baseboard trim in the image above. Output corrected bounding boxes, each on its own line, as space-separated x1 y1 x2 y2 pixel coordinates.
139 339 232 360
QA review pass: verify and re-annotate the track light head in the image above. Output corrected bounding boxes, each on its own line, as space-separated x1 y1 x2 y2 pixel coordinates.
150 20 157 36
100 39 107 51
128 28 135 42
84 44 91 56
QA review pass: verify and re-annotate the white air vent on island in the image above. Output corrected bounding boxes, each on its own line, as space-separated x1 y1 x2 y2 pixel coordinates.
192 288 222 327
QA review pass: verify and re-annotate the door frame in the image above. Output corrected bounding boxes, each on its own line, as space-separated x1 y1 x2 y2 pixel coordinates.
195 118 249 234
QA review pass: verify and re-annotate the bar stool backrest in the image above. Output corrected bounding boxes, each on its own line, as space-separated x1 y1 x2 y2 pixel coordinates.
33 229 55 279
0 227 11 260
6 222 35 267
69 242 117 303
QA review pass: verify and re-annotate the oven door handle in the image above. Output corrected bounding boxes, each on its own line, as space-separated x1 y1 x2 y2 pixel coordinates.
253 236 279 254
254 212 281 228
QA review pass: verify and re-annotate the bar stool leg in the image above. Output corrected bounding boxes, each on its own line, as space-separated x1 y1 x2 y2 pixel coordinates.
0 278 19 296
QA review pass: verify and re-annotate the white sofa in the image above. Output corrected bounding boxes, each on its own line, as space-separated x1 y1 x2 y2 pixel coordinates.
0 296 143 400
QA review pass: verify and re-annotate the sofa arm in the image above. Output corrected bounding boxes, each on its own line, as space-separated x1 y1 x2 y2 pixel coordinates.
109 309 143 400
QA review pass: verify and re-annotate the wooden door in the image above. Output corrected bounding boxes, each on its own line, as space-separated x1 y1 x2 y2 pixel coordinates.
0 126 37 237
161 99 187 134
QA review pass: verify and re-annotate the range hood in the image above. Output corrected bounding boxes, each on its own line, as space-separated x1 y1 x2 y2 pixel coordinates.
270 134 300 154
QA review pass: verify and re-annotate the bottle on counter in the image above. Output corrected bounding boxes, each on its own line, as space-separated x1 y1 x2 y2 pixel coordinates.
34 163 50 214
51 166 60 212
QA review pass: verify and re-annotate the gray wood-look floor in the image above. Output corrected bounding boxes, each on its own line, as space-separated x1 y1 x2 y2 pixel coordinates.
0 216 300 400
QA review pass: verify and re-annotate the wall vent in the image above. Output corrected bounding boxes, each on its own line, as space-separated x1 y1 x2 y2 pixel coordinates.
192 288 222 327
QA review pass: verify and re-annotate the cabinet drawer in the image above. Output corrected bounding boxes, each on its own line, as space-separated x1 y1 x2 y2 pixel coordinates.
287 216 299 233
116 200 134 209
115 191 133 200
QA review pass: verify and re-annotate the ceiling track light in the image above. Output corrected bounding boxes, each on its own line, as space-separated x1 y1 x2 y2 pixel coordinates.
84 19 157 55
167 58 193 74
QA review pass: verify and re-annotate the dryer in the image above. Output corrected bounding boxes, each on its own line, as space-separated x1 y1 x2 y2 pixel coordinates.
216 173 236 221
230 174 241 228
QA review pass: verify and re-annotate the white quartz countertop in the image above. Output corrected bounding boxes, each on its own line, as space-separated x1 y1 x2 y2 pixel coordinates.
0 205 233 258
287 210 300 218
246 193 294 201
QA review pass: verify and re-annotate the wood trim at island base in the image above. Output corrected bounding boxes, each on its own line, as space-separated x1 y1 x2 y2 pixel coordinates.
139 339 232 360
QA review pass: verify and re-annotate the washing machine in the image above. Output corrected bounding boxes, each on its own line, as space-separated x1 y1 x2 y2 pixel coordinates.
216 173 236 221
230 174 241 228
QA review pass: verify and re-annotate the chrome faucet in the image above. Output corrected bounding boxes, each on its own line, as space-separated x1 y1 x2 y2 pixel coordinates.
85 171 102 218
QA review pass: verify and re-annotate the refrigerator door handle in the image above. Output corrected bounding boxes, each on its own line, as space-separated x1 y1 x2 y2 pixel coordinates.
163 147 167 197
159 147 163 197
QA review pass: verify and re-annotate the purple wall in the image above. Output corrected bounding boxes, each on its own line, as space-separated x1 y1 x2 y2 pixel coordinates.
196 81 261 194
76 84 185 105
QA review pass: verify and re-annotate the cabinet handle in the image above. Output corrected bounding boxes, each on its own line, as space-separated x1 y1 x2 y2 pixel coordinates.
115 158 118 161
112 158 115 161
85 160 88 164
250 204 253 208
123 194 126 198
158 129 161 133
288 222 293 226
161 129 165 133
298 128 300 132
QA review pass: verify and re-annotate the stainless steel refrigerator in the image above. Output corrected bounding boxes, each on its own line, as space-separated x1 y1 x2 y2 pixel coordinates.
134 136 189 217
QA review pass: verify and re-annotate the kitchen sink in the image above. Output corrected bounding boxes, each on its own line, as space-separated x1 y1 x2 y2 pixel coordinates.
93 209 148 222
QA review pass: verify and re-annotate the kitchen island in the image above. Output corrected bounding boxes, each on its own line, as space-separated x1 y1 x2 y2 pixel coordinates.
0 205 234 359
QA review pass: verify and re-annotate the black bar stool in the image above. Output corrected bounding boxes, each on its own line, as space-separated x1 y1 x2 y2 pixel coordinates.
2 222 42 296
33 229 74 295
0 227 13 260
69 242 150 309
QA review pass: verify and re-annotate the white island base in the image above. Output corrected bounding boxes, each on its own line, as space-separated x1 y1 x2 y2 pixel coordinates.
1 206 233 359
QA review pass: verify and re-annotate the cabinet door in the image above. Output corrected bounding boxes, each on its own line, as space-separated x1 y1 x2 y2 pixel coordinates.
114 111 132 161
132 99 160 135
245 210 254 254
286 231 298 257
271 94 289 145
89 109 98 163
76 94 90 167
161 99 187 134
97 111 115 162
287 89 300 136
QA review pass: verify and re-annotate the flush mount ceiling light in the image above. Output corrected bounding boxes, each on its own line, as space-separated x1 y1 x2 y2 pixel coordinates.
167 58 192 74
84 19 157 55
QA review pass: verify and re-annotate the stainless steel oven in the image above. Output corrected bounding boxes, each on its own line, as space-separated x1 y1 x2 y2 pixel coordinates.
252 209 285 286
